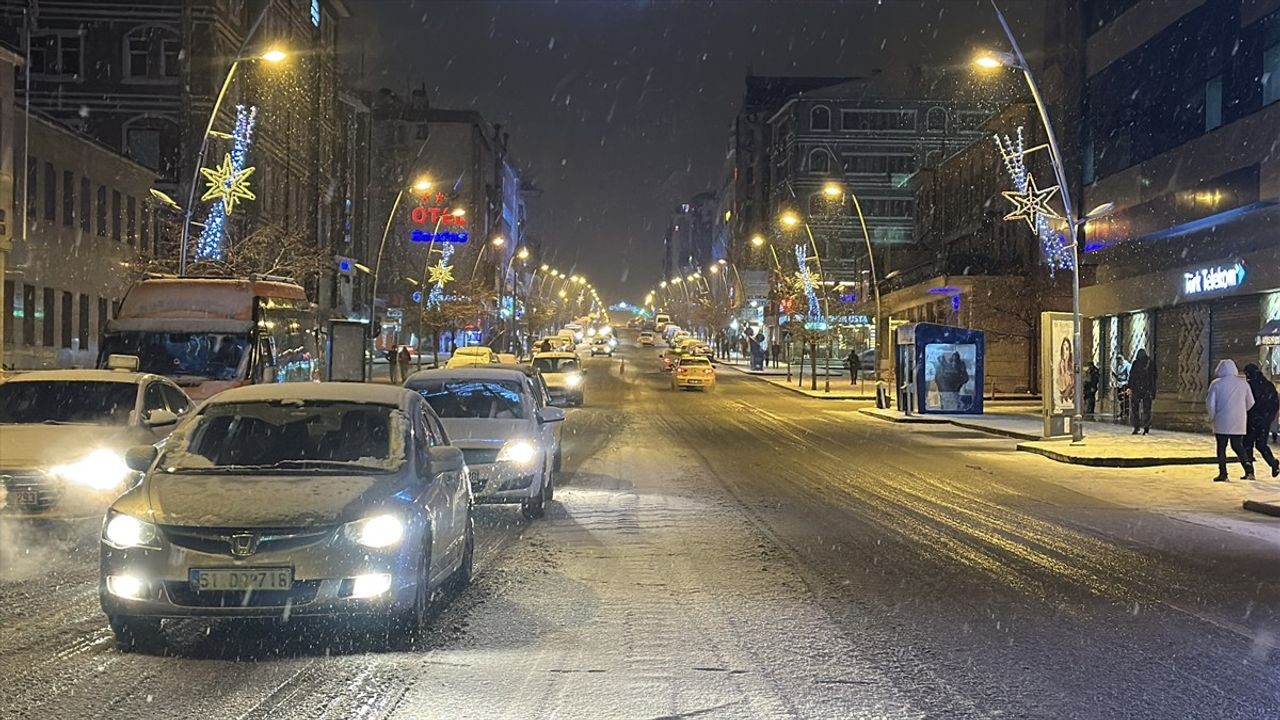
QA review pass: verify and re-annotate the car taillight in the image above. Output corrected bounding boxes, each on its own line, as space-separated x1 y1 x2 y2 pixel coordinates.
678 368 688 374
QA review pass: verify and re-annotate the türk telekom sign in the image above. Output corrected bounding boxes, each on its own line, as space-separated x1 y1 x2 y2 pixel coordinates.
1184 260 1246 296
409 193 469 244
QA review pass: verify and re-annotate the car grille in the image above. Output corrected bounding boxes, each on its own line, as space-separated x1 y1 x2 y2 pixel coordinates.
165 581 321 608
2 471 63 512
461 448 500 466
161 526 334 557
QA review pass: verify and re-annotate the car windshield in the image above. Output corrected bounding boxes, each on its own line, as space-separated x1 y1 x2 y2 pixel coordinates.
533 357 579 373
99 331 248 380
411 379 527 419
0 381 136 425
680 358 711 366
161 401 404 472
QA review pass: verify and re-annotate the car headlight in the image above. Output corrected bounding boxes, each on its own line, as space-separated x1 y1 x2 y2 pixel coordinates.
51 448 133 491
586 327 597 337
103 512 160 550
497 439 539 466
574 331 583 341
564 373 583 388
343 513 405 549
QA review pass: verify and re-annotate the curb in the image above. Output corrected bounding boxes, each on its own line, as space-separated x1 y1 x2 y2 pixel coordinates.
860 409 948 424
1243 499 1280 518
1013 443 1218 468
717 361 873 400
950 419 1040 441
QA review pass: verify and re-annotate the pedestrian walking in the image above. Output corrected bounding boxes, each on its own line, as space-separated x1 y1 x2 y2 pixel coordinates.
1206 359 1255 481
1243 363 1280 478
397 346 412 382
1129 349 1154 434
846 348 858 385
385 348 399 383
1114 353 1131 422
771 340 781 368
1083 361 1100 415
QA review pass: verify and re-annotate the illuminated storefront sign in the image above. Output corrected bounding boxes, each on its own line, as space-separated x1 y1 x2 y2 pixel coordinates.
409 194 469 244
1183 260 1245 296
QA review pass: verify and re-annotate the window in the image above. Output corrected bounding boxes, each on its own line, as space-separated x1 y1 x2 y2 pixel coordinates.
61 291 73 349
926 107 947 132
141 207 151 254
62 171 74 226
128 37 150 77
96 185 107 237
112 190 122 241
160 384 193 416
143 383 167 415
42 288 55 347
809 149 830 174
1264 44 1280 106
23 285 36 346
127 196 137 246
97 298 109 344
842 154 915 174
3 280 14 344
43 162 56 221
956 111 990 132
125 26 180 81
1202 74 1223 132
125 127 162 170
1082 136 1096 185
78 293 90 350
29 33 82 77
80 178 91 232
810 105 831 131
841 109 916 131
26 158 37 218
311 0 322 27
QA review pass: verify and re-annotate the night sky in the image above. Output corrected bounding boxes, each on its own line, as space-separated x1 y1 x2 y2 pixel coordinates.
348 0 1046 302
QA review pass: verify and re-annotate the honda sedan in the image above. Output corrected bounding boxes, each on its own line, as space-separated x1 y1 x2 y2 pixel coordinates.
99 383 472 651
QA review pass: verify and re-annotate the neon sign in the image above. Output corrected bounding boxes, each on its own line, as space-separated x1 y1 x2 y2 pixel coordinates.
409 192 469 244
1184 260 1245 296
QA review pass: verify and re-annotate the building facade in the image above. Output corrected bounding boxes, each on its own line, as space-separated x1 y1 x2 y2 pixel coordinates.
4 109 157 370
1 0 360 313
1079 0 1280 429
898 104 1071 394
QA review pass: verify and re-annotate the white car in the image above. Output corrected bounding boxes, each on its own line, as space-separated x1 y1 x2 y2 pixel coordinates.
589 336 615 357
0 366 193 513
532 351 585 406
99 383 473 650
406 368 564 518
445 346 499 368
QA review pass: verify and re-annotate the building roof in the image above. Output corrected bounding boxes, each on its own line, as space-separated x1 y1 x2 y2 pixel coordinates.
742 75 862 112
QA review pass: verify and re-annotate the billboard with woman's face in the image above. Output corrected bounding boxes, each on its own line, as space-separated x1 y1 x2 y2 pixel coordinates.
1051 317 1075 414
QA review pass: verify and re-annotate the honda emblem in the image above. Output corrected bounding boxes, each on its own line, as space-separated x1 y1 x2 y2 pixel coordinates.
229 533 258 557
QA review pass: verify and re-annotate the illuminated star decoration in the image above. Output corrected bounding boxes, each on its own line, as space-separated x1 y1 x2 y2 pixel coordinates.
1001 174 1061 230
427 245 456 307
200 154 256 213
795 243 826 329
994 126 1073 273
427 260 455 287
195 105 258 261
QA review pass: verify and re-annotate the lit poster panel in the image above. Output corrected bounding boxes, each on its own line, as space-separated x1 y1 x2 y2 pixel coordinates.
1040 311 1075 437
923 342 978 413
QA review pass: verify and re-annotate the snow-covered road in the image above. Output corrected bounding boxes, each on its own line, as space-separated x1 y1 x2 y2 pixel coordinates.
2 337 1278 719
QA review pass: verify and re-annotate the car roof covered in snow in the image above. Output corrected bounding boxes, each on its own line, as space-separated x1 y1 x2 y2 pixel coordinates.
1 369 153 385
532 351 578 359
203 382 414 408
403 367 531 386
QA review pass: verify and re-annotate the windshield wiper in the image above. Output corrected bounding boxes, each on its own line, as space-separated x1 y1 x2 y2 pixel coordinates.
168 460 387 474
266 460 388 473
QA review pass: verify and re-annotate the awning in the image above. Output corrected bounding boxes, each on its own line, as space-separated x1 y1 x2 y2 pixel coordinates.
1258 319 1280 346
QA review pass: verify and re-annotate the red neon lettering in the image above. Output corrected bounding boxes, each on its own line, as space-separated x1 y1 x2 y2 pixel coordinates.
410 206 428 224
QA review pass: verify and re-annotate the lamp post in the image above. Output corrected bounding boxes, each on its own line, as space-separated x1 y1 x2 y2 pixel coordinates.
178 18 287 275
976 0 1096 443
822 181 883 389
365 177 435 380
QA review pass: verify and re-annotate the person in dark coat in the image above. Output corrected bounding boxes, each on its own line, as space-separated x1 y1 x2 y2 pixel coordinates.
1128 348 1154 434
1243 363 1280 477
1083 361 1100 415
539 337 553 353
397 346 412 380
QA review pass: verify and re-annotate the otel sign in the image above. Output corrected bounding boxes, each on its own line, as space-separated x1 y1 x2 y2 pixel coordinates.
410 192 469 244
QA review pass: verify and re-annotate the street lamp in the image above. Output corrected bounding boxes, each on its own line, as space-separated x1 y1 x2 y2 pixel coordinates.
780 211 801 228
821 181 883 387
975 0 1093 443
178 33 288 275
367 174 435 379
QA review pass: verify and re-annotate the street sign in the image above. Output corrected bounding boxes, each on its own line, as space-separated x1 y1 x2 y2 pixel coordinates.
411 291 423 303
386 308 404 319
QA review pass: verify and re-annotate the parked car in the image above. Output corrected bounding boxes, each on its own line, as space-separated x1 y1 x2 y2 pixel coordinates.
497 353 520 364
532 352 586 406
99 383 472 651
445 346 499 368
1 362 193 513
671 355 716 391
405 368 563 517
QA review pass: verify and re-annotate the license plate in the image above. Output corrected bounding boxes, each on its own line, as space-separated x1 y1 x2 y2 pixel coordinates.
190 568 293 591
686 379 703 384
17 490 40 506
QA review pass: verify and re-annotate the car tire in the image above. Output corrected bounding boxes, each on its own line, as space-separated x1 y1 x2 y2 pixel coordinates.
553 446 563 472
108 615 163 653
395 543 433 643
522 479 548 519
449 517 475 591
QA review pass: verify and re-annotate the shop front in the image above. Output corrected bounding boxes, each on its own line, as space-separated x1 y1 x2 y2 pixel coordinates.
1082 248 1280 431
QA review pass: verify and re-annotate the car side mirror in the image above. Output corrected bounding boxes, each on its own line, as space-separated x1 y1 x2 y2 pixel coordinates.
428 446 464 475
537 407 566 424
125 445 159 472
145 409 179 428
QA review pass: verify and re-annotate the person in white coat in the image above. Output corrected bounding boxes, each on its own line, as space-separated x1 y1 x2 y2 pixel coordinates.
1206 359 1255 481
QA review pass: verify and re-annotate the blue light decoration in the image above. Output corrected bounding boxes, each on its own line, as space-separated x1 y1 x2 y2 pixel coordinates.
411 229 469 244
951 294 962 312
411 290 423 304
338 259 352 273
994 126 1073 274
195 104 258 261
795 244 825 329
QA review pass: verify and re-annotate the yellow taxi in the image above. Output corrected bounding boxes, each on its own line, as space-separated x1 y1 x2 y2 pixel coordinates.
670 355 716 391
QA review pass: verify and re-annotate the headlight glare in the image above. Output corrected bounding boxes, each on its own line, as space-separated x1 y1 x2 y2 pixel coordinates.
104 513 159 549
52 448 132 491
564 373 583 388
497 439 538 465
344 513 405 549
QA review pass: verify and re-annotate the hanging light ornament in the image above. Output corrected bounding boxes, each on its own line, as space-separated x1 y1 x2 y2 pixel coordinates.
994 126 1073 273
